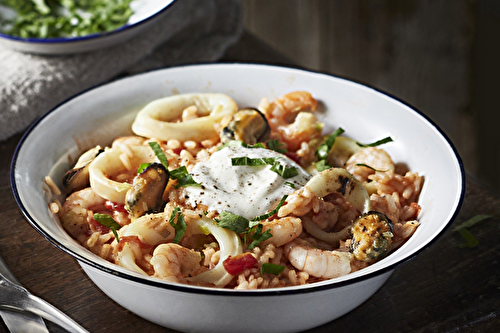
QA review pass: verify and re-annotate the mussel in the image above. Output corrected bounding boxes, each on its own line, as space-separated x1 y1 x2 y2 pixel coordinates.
221 108 271 145
62 146 104 193
125 163 169 219
349 211 393 262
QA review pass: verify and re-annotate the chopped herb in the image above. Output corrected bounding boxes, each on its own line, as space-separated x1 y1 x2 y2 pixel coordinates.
250 195 288 224
248 224 272 249
266 139 287 154
231 156 277 167
355 163 388 172
285 182 296 189
316 127 345 160
0 0 135 39
148 142 169 169
452 214 492 231
270 161 298 179
168 207 186 244
453 214 492 248
356 136 393 148
315 127 345 171
215 211 249 234
93 213 121 242
261 263 286 275
315 159 331 172
456 228 479 248
231 156 298 179
137 163 151 174
170 166 200 188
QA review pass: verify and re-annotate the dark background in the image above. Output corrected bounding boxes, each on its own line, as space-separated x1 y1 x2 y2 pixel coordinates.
241 0 500 196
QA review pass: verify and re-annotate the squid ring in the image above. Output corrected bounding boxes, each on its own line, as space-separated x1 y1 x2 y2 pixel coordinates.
89 145 155 204
131 93 238 142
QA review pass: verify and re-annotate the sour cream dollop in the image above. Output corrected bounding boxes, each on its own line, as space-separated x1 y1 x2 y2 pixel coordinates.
184 146 311 219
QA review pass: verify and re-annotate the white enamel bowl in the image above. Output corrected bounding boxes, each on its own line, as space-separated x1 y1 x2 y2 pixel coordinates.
11 64 465 333
0 0 175 54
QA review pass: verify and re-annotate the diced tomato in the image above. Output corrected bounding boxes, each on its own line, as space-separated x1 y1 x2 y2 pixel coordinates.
173 148 183 155
223 253 258 275
105 201 127 213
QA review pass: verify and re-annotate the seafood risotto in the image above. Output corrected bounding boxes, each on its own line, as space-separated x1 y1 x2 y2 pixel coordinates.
48 91 423 289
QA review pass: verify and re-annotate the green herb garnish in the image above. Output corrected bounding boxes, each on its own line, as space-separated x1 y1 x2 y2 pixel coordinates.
137 163 151 174
356 136 394 148
148 142 169 169
260 263 286 275
169 165 200 188
315 127 345 171
215 211 249 234
93 213 121 242
316 127 345 160
453 214 492 248
0 0 135 39
231 156 298 179
250 195 288 224
266 139 287 154
168 207 186 244
248 224 272 250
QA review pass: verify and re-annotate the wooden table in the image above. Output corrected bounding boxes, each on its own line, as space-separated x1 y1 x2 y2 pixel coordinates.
1 32 499 333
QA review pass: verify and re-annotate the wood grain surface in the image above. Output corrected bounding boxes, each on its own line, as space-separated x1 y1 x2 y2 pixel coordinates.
1 31 499 333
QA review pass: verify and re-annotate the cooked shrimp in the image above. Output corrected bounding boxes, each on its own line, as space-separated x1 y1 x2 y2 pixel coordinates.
262 91 322 151
345 147 395 183
260 217 302 247
59 187 107 242
150 243 202 284
284 239 353 279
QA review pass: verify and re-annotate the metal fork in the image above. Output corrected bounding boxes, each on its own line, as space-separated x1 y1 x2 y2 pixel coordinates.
0 257 88 333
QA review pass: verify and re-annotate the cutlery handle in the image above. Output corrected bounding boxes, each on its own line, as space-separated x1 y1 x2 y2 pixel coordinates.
24 294 89 333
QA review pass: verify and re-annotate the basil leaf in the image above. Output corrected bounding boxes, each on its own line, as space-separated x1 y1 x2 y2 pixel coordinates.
137 163 151 174
457 228 479 248
452 214 492 231
248 224 272 249
285 182 296 189
266 139 287 154
231 156 277 166
261 263 286 275
355 163 389 172
315 159 332 172
356 136 393 148
93 213 121 242
215 211 249 234
251 195 288 224
316 127 345 160
168 207 186 244
170 166 200 188
270 161 298 179
148 141 169 169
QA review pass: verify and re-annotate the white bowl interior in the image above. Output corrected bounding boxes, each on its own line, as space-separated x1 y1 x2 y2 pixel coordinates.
12 63 464 290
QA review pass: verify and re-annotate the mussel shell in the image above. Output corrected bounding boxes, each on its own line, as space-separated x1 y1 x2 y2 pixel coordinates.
221 108 271 145
125 163 169 218
350 211 393 262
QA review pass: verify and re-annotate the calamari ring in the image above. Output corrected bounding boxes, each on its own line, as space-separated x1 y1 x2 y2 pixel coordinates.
89 145 155 204
303 168 370 244
131 93 238 142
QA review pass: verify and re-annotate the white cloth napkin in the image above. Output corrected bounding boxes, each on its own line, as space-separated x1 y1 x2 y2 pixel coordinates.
0 0 243 141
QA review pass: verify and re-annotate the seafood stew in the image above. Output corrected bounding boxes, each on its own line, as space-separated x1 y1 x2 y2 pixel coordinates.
48 91 424 289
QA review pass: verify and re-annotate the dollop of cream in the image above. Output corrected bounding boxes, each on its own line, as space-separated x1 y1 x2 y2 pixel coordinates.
184 146 311 219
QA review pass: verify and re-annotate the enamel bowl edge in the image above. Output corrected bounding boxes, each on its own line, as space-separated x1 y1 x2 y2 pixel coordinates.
11 63 465 332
